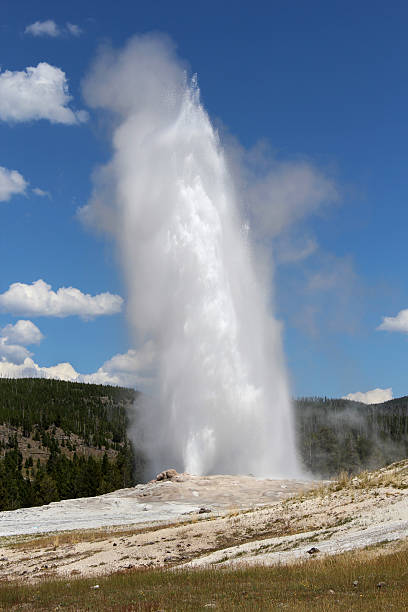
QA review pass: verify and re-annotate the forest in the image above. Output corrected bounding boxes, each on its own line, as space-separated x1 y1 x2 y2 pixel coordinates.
295 395 408 476
0 378 142 511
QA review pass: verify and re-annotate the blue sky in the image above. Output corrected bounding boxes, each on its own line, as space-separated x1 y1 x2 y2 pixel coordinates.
1 0 407 401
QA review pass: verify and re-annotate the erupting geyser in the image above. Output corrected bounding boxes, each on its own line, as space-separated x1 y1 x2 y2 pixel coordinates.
83 34 299 478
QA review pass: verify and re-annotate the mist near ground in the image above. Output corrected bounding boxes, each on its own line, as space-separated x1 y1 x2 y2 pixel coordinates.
296 396 408 477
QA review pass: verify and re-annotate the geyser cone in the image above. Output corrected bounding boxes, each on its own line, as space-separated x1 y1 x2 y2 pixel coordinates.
83 34 299 478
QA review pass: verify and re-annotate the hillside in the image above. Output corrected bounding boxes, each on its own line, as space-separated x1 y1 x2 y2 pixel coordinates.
296 395 408 476
0 378 143 511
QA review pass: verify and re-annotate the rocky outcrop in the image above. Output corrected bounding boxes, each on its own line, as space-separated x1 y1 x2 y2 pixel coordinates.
156 469 179 481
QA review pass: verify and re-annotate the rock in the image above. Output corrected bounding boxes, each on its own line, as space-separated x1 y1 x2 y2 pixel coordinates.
198 507 212 514
156 468 178 481
377 581 386 589
307 547 320 555
353 580 359 587
91 585 100 589
328 589 335 594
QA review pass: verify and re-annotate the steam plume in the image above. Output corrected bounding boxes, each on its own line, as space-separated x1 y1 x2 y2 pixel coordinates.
82 34 299 477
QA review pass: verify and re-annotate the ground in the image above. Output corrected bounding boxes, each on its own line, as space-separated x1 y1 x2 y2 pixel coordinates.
0 461 407 584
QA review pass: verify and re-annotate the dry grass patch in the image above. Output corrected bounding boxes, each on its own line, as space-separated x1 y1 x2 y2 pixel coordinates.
0 540 407 610
287 460 408 504
4 514 221 552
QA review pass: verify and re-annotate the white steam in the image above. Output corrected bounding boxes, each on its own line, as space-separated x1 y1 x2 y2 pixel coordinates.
82 34 299 477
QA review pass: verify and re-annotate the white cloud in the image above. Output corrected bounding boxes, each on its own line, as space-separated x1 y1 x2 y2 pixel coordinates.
0 343 155 389
0 63 88 125
0 358 75 381
0 166 28 202
342 388 393 405
66 23 82 37
25 20 60 37
24 20 82 38
0 320 43 365
0 339 32 365
1 320 43 345
32 187 51 198
377 309 408 334
84 343 156 387
0 279 123 319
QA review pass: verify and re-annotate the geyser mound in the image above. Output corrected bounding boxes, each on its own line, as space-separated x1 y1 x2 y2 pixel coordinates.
82 34 299 478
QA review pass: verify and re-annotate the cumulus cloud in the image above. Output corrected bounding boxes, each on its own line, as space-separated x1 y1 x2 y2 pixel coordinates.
0 358 76 381
342 387 393 405
0 342 155 389
0 280 123 319
25 19 60 37
82 343 156 387
0 63 88 124
377 309 408 333
0 320 43 365
0 166 28 202
1 320 43 345
24 20 82 38
0 340 32 365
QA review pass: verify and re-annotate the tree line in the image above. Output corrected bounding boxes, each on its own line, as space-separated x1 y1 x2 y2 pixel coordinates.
0 441 135 511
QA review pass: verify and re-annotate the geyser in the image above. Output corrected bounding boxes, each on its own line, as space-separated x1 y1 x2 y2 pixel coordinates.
83 35 299 478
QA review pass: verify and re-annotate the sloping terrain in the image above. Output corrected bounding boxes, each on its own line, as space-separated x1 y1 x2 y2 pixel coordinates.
0 461 407 583
0 378 138 510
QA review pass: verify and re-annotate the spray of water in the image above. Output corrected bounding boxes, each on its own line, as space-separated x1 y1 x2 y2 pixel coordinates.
82 34 299 478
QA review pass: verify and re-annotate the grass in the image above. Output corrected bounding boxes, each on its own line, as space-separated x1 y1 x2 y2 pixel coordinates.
0 541 407 610
286 460 408 505
328 465 408 492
